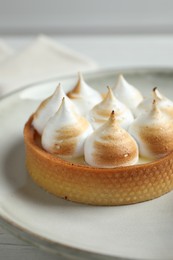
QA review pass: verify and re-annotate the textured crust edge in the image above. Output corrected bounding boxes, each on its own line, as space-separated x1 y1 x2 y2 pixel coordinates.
23 115 173 205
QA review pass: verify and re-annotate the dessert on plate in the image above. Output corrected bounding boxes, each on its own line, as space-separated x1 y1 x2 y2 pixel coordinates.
24 73 173 205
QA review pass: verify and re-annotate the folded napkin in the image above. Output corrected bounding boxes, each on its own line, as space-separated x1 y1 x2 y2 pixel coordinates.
0 35 97 96
0 39 14 63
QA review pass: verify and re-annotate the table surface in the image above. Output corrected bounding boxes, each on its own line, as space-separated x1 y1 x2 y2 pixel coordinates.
1 34 173 260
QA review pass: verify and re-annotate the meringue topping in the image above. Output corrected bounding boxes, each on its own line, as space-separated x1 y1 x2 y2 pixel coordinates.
84 111 139 168
32 84 77 135
88 86 134 129
135 87 173 117
112 74 143 112
129 99 173 159
42 97 93 158
67 72 102 115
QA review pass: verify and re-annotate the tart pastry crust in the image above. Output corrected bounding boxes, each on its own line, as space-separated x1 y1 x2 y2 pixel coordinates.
24 115 173 206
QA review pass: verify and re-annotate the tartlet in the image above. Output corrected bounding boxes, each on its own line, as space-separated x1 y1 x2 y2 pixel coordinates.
24 75 173 205
23 74 173 206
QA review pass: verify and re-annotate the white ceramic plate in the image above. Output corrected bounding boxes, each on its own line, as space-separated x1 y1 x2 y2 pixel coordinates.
1 68 173 260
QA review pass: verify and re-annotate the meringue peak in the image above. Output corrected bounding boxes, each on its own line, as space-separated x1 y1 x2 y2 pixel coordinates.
57 97 76 122
107 110 119 127
116 74 128 90
68 72 99 98
152 87 163 101
105 86 115 101
41 97 93 158
115 74 134 91
109 110 116 122
151 99 160 116
52 83 63 99
84 111 138 168
112 74 143 111
67 72 102 115
78 71 84 82
47 97 81 129
32 83 70 135
68 72 83 98
89 86 134 129
135 87 173 118
93 86 122 112
129 99 173 159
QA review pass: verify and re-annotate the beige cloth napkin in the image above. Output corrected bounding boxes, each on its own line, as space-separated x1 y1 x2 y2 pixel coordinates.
0 35 97 96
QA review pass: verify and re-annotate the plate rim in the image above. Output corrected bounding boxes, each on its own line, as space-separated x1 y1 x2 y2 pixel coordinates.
1 66 173 260
1 65 173 101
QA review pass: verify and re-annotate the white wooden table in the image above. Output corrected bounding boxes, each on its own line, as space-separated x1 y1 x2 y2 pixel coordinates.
1 35 173 260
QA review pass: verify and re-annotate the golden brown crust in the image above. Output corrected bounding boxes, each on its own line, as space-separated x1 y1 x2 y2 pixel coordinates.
24 115 173 205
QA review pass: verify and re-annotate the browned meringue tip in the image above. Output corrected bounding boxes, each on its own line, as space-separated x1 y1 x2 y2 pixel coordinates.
57 96 75 117
67 73 82 98
57 82 61 87
78 71 83 81
58 96 65 110
109 110 116 122
51 82 60 92
115 74 125 85
152 87 162 100
151 99 160 115
152 98 157 107
118 73 124 80
153 86 157 92
105 86 115 100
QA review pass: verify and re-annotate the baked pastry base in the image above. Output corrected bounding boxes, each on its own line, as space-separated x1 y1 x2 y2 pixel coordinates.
24 115 173 205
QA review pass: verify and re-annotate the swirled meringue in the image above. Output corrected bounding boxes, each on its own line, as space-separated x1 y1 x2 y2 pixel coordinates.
84 111 139 168
67 72 102 115
88 86 134 129
112 74 143 112
32 84 77 135
129 99 173 159
135 87 173 117
42 97 93 158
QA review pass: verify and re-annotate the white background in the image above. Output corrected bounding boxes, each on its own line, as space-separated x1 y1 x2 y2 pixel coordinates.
0 0 173 35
